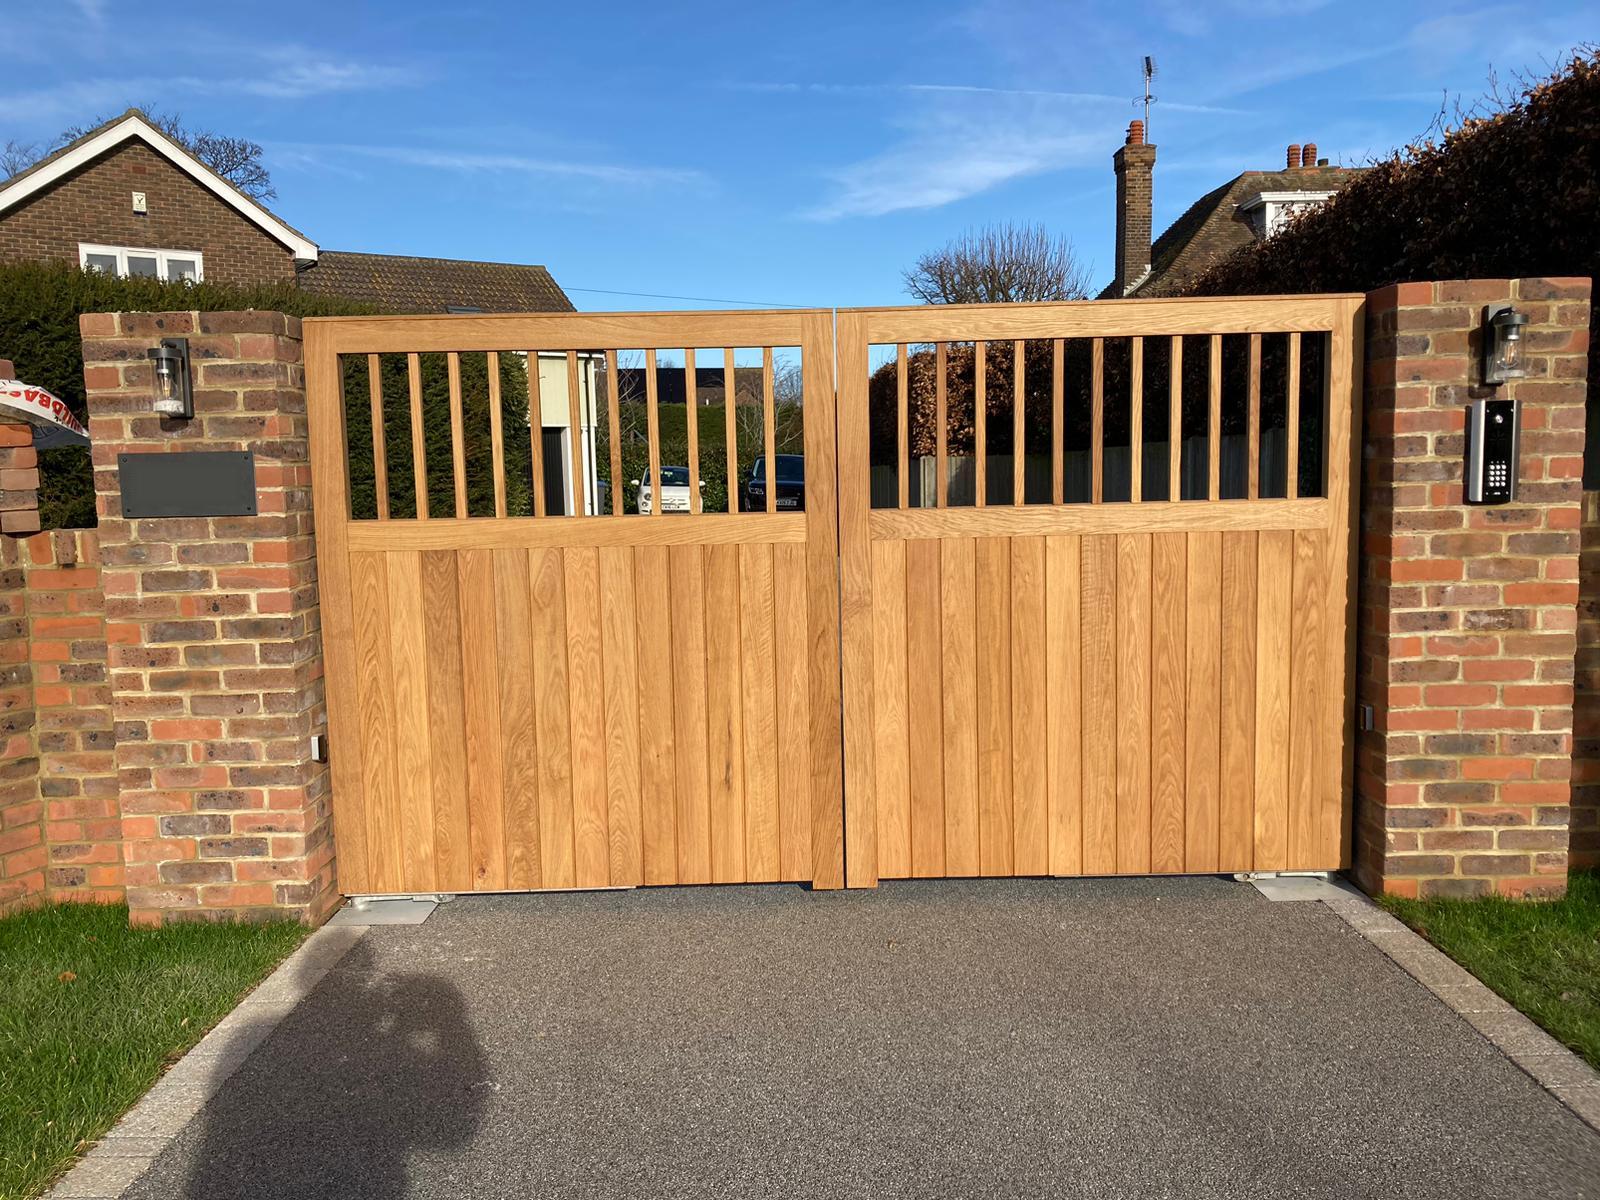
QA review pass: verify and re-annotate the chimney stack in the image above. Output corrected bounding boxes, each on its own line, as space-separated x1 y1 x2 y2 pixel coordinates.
1286 143 1302 169
1113 120 1156 296
1302 141 1318 168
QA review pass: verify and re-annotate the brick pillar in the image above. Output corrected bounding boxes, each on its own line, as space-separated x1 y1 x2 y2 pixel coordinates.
0 534 41 912
1357 278 1591 899
83 311 335 925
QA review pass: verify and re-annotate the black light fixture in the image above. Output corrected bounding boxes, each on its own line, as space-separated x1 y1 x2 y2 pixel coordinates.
1481 305 1529 387
147 337 193 418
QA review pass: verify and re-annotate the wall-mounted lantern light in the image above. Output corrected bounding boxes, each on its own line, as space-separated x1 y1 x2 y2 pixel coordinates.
1481 305 1529 387
147 337 193 419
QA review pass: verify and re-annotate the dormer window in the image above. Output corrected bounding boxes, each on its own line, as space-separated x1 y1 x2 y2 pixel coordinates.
1238 191 1336 239
79 243 203 282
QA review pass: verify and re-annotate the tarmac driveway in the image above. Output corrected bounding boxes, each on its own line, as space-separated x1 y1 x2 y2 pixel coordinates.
123 877 1600 1199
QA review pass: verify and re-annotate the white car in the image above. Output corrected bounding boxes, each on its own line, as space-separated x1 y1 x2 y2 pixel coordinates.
633 465 704 514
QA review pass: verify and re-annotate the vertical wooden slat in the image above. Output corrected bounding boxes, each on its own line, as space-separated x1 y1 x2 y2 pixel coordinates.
1081 535 1117 874
1115 534 1151 874
1219 530 1257 870
349 552 395 891
1326 301 1362 869
645 350 662 518
974 341 988 507
1286 332 1302 500
606 349 623 515
486 352 506 518
1254 529 1293 870
1011 536 1048 874
976 537 1012 874
739 543 779 882
367 354 389 520
1090 337 1105 503
871 540 911 878
408 352 428 520
392 550 439 890
1247 333 1262 500
1208 334 1222 501
762 347 778 515
704 542 747 882
1169 337 1183 501
529 353 546 519
941 536 979 876
1150 532 1186 873
1182 532 1222 872
634 544 677 885
1045 534 1081 875
599 546 642 886
773 542 811 881
447 352 467 517
567 350 587 517
896 344 909 509
936 341 949 508
564 546 610 887
1051 338 1064 505
1013 339 1026 506
493 547 540 890
528 546 575 887
452 550 501 892
683 348 700 515
1130 337 1144 503
724 348 739 514
906 538 945 877
836 312 876 886
1288 528 1327 868
669 544 712 883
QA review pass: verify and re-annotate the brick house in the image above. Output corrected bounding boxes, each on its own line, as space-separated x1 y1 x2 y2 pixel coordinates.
1102 120 1365 298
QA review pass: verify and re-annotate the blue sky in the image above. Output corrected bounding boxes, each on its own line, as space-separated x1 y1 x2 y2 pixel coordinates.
9 1 1595 309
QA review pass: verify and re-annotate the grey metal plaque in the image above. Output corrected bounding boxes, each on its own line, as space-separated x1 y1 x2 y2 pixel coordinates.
119 451 258 518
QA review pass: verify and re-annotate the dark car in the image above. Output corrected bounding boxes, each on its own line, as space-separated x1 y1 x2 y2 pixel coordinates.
741 454 804 512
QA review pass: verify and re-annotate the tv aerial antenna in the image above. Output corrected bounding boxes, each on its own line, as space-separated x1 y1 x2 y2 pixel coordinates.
1139 56 1157 136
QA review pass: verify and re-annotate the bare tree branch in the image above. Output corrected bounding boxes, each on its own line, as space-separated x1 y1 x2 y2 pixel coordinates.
903 222 1093 304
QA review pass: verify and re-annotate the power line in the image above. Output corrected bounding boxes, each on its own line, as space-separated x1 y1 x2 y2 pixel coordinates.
563 285 820 310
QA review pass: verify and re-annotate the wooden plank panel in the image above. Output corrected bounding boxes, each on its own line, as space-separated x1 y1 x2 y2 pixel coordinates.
670 544 712 883
724 348 739 514
1219 531 1257 871
704 542 747 882
567 350 587 516
528 546 575 887
868 499 1327 543
1129 337 1144 503
975 537 1012 875
1184 532 1222 873
935 341 949 508
1288 528 1328 869
871 540 911 879
1045 535 1082 876
391 550 439 890
1013 339 1026 505
941 537 979 876
447 352 467 517
453 549 503 892
1090 338 1105 503
349 552 397 891
906 538 945 877
645 350 662 519
773 542 812 881
493 547 541 890
1080 535 1118 874
599 546 642 885
1051 339 1064 505
974 341 987 507
836 311 876 887
408 352 428 520
487 352 505 517
1254 528 1294 870
897 344 909 509
1011 536 1048 875
352 512 807 553
1247 333 1262 500
309 309 816 355
367 354 389 519
739 543 780 882
1150 532 1186 873
563 546 610 887
606 349 623 515
634 544 677 885
1115 534 1152 874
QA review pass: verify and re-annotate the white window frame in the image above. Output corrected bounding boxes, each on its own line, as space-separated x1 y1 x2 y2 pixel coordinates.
1238 191 1336 239
78 243 205 283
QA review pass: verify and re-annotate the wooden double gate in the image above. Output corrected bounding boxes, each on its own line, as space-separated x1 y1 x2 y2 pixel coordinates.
306 295 1361 895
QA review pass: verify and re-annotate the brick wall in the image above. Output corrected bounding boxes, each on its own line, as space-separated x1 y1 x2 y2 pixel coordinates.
83 310 334 925
0 141 297 287
1356 278 1591 899
0 531 40 911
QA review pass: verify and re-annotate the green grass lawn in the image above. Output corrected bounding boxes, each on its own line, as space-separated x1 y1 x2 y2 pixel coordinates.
1382 871 1600 1070
0 903 305 1200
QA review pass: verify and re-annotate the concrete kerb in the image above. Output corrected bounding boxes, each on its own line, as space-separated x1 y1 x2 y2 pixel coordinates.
43 923 368 1200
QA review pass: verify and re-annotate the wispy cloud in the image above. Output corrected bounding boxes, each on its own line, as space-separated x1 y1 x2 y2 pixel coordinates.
237 51 415 100
735 79 1244 115
283 142 704 189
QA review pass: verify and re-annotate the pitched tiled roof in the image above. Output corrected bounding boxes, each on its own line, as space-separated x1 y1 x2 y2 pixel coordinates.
296 251 574 313
1111 165 1364 298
